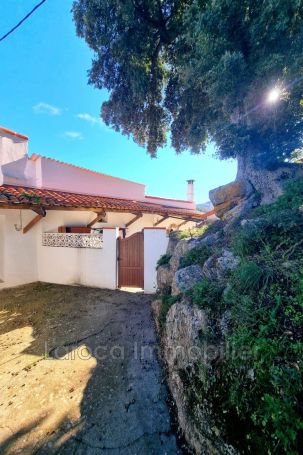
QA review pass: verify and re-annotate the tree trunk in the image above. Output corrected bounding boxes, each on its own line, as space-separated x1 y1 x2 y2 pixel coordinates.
236 153 303 204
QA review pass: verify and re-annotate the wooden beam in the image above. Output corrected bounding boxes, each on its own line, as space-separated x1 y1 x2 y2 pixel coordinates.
125 213 143 228
0 204 216 222
154 215 169 227
178 219 190 228
87 211 106 228
32 206 46 217
23 214 43 234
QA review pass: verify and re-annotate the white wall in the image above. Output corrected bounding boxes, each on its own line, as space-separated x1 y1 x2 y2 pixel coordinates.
37 228 119 289
0 208 190 292
0 215 4 282
38 156 146 200
0 210 38 289
144 228 169 294
0 133 28 166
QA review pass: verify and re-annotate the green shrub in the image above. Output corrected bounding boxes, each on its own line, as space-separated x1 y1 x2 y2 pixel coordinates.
232 208 303 258
190 278 224 311
179 245 211 269
177 225 208 239
253 178 303 216
156 253 171 270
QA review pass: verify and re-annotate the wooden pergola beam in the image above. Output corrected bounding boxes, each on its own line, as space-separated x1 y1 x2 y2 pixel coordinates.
23 214 43 234
178 219 190 228
87 211 106 228
125 213 143 228
154 215 169 227
32 206 46 217
0 204 215 222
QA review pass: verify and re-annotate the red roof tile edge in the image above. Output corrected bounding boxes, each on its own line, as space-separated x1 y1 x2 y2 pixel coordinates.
0 185 214 220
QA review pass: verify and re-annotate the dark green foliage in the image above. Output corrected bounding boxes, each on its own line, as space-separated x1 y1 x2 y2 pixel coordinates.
156 253 171 270
73 0 303 164
190 278 223 311
179 245 211 269
253 178 303 215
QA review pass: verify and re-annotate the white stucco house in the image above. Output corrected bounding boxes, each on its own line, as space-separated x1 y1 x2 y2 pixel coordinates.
0 126 213 293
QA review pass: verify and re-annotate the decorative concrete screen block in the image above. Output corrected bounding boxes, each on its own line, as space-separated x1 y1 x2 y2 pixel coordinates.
42 232 103 249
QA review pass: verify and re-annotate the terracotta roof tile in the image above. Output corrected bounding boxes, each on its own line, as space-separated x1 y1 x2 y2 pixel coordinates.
0 185 214 221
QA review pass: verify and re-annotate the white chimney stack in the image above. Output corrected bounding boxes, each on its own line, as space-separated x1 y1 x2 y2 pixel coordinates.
0 127 28 166
187 179 195 202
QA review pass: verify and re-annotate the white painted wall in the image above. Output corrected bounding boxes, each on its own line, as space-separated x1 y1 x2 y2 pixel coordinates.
37 228 119 289
144 228 169 294
0 133 28 166
0 208 191 292
38 156 146 200
0 210 38 289
0 215 4 282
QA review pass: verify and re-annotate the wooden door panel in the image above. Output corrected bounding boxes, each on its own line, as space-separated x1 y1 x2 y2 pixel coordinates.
118 232 144 288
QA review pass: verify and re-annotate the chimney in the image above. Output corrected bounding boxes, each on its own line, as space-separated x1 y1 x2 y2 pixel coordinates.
0 127 28 166
187 179 195 202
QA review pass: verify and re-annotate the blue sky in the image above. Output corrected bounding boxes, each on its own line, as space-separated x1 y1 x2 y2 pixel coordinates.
0 0 236 202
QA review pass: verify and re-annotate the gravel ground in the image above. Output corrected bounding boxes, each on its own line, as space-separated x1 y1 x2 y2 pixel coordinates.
0 283 180 455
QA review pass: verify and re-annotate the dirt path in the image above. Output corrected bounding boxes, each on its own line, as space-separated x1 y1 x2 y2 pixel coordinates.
0 283 180 454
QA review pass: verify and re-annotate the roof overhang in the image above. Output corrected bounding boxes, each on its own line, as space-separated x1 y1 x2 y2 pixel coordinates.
0 185 215 222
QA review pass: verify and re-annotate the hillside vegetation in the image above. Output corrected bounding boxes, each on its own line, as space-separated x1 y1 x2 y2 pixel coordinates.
159 179 303 454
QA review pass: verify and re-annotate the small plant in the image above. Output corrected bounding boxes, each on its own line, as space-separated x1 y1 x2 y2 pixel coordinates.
177 225 208 240
159 293 181 328
156 253 171 270
179 245 211 269
190 278 223 310
21 191 42 204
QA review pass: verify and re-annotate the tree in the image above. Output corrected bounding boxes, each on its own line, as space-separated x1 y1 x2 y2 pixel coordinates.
72 0 303 191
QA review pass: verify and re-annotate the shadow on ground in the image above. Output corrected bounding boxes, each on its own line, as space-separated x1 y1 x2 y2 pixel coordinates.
0 283 181 454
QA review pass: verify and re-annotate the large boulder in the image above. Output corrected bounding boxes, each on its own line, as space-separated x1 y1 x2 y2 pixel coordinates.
209 179 254 206
209 180 255 219
171 265 203 296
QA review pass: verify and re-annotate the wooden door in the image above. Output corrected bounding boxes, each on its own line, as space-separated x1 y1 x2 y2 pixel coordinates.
118 232 144 288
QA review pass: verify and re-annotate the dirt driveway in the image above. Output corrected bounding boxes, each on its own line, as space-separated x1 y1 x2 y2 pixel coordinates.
0 283 180 454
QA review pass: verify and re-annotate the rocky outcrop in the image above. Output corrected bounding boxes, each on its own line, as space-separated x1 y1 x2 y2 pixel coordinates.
171 264 203 295
209 179 256 220
154 229 240 454
163 302 237 455
202 249 240 281
157 231 223 292
156 265 174 290
237 156 303 205
210 160 303 220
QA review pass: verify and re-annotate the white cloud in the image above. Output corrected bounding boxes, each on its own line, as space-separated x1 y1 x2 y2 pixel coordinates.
63 131 83 140
33 102 61 116
77 112 113 134
77 112 101 125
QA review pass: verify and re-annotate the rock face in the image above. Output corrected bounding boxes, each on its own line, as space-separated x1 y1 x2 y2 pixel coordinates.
237 156 303 205
155 230 240 455
209 179 255 219
210 161 303 219
163 302 237 455
171 265 203 295
202 250 240 281
157 265 174 290
209 179 254 206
